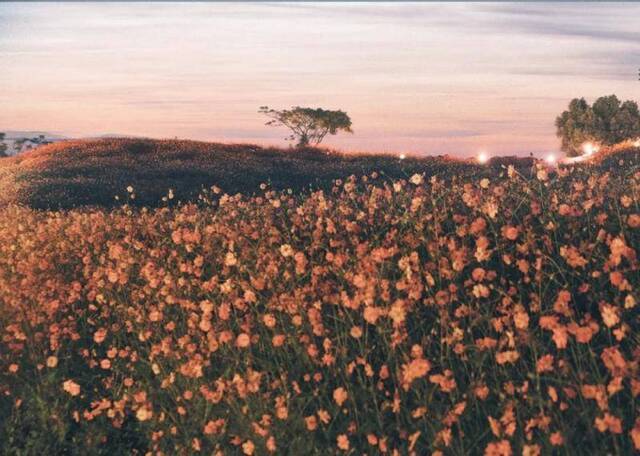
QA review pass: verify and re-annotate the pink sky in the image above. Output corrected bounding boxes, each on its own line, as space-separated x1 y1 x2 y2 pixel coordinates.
1 2 639 157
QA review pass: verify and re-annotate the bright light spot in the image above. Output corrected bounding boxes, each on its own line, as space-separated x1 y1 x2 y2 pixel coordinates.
399 153 406 160
634 139 640 148
581 142 599 156
545 153 556 165
477 151 489 164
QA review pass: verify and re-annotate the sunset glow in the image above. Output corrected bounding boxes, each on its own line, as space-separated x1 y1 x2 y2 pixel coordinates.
1 2 639 156
582 142 600 157
545 153 557 165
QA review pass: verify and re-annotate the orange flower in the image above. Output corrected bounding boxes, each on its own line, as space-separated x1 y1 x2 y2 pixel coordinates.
272 334 286 347
601 347 627 376
429 369 456 392
513 308 529 329
388 300 406 325
62 380 81 396
600 303 620 328
263 314 276 328
363 306 383 325
336 434 350 451
93 328 107 344
495 351 520 365
536 354 554 373
279 244 294 257
522 444 541 456
475 385 490 400
46 356 58 368
305 415 318 431
549 432 564 446
224 251 237 266
333 387 348 406
484 440 512 456
631 418 640 450
594 413 623 434
136 406 152 421
502 226 519 241
317 409 331 424
552 326 569 349
560 245 588 268
242 440 255 455
203 418 225 435
236 333 251 348
401 358 431 390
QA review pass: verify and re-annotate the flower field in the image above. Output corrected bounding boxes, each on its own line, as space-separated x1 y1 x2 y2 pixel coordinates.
1 156 639 454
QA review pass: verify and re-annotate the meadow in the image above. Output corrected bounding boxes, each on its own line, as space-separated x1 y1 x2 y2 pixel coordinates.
0 141 639 455
0 139 530 209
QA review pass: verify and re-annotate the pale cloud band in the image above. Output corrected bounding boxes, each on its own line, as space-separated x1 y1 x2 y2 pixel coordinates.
0 2 638 156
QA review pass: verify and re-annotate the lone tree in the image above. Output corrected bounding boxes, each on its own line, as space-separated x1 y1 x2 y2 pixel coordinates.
556 95 640 156
259 106 352 147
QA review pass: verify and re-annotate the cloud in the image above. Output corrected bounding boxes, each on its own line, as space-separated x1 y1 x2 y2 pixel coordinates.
476 3 640 43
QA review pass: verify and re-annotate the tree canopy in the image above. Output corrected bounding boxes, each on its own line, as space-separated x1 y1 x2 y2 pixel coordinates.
556 95 640 156
259 106 352 148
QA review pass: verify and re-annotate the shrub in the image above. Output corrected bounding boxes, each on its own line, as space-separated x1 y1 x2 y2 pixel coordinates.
556 95 640 156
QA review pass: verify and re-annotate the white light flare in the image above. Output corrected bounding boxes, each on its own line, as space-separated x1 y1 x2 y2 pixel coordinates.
399 153 406 160
581 142 599 157
545 153 557 165
477 151 489 164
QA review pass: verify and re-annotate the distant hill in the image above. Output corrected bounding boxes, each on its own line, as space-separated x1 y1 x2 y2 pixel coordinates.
2 130 67 140
0 138 490 209
1 131 67 156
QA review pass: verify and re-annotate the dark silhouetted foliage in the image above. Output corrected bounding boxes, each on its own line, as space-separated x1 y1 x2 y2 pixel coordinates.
556 95 640 156
259 106 353 147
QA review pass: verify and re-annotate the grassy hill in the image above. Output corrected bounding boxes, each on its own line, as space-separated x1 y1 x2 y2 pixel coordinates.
1 137 637 210
0 138 518 209
1 143 639 454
